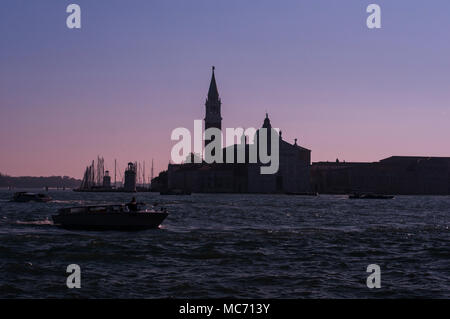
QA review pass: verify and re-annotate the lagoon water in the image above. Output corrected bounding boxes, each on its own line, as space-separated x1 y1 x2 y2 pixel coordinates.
0 189 449 298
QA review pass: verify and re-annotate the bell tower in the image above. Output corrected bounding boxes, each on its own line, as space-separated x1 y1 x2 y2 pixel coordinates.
204 66 222 149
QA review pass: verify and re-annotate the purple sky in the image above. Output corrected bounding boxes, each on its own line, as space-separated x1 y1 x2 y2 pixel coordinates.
1 0 449 178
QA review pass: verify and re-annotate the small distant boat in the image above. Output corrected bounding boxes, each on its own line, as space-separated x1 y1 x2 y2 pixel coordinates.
349 193 394 200
12 192 52 203
160 189 191 195
285 192 318 196
52 203 168 230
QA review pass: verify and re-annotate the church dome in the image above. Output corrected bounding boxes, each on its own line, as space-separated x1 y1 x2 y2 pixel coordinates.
253 113 281 157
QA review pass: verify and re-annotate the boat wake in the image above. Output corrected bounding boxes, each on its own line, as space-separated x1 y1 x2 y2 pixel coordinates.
15 218 53 226
51 200 85 204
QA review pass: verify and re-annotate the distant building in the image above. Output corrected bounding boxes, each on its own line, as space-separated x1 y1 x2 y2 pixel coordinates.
124 162 137 192
164 67 311 193
102 170 111 189
154 68 450 195
311 156 450 195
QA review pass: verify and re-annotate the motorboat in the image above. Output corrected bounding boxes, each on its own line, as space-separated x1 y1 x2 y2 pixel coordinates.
160 189 191 195
349 193 394 199
12 192 52 203
52 203 168 230
285 192 318 196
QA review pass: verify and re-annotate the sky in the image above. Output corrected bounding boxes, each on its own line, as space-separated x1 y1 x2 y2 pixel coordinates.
1 0 450 178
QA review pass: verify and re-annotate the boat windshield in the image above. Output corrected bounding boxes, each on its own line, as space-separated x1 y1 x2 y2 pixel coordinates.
123 203 147 212
88 206 107 213
62 204 127 214
109 205 123 212
137 203 147 211
70 207 86 213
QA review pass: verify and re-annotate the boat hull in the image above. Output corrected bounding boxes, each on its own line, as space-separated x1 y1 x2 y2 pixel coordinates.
349 194 394 199
160 189 191 195
52 212 168 231
12 192 52 203
285 192 318 196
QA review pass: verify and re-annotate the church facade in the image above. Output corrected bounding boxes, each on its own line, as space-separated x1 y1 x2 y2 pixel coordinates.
166 67 311 193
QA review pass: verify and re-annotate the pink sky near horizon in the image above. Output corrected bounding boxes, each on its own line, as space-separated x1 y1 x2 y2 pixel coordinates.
1 1 449 179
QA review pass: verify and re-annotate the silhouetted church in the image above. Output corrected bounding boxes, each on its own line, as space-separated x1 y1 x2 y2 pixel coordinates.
149 67 450 195
164 67 312 193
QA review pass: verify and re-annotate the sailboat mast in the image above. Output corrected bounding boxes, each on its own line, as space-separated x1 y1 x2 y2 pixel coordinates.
151 158 154 186
114 159 117 188
143 161 146 187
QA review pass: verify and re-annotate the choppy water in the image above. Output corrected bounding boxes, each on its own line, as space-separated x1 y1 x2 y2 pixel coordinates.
0 189 449 298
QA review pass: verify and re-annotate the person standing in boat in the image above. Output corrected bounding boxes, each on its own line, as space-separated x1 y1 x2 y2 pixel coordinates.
126 197 138 212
